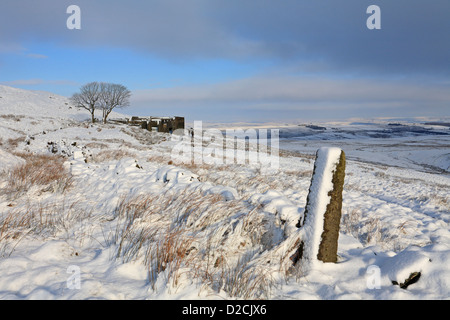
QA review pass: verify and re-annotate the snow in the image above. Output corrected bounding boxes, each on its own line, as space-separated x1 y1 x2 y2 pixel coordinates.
0 85 449 300
298 147 342 266
275 122 450 174
0 149 25 173
249 190 301 237
382 246 430 286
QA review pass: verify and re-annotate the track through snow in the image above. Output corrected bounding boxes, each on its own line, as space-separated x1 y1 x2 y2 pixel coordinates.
0 85 449 299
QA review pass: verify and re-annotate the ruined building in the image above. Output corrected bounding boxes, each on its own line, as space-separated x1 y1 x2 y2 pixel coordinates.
128 116 185 133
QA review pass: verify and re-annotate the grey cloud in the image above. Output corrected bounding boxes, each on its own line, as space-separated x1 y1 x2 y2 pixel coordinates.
130 75 450 121
1 0 449 75
133 76 450 104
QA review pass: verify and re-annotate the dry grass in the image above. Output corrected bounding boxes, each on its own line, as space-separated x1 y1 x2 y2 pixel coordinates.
84 142 109 150
108 189 276 298
147 153 171 165
221 257 276 299
0 200 93 257
0 114 24 122
341 207 385 244
429 193 450 211
341 207 362 238
2 153 73 199
5 137 26 150
147 152 222 172
341 207 401 249
188 165 306 199
283 169 313 177
91 149 137 163
146 227 197 289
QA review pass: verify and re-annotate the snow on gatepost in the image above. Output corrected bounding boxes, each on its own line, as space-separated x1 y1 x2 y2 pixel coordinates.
297 147 346 267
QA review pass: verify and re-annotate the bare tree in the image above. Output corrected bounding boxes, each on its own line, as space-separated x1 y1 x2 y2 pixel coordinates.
70 82 101 123
99 83 131 124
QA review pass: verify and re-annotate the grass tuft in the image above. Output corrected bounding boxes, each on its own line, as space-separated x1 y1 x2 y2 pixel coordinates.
2 153 73 199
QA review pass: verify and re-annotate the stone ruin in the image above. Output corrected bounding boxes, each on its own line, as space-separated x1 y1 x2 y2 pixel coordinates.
125 116 185 133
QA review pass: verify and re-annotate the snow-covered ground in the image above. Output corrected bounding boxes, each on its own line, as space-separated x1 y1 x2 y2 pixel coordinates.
0 85 449 299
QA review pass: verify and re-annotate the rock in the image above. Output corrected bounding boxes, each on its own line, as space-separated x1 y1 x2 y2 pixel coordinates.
392 272 422 289
383 246 431 290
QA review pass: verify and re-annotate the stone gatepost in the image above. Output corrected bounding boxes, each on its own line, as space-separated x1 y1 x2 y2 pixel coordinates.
296 147 346 264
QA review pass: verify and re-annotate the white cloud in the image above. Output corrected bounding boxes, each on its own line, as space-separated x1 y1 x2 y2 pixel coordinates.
128 75 450 121
132 75 450 106
26 53 48 59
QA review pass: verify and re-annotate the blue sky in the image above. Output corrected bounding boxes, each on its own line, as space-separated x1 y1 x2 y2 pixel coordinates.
1 43 268 92
1 0 449 123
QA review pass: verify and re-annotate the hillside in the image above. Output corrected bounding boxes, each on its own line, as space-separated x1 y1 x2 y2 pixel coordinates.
0 85 449 300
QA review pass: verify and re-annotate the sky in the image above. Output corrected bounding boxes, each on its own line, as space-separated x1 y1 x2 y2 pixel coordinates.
0 0 449 123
